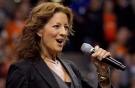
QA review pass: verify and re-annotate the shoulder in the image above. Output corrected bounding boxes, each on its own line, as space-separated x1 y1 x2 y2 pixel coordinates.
10 59 31 69
7 58 36 81
8 58 35 75
6 59 32 88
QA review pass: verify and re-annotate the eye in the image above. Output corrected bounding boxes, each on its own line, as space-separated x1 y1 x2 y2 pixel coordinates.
53 25 60 29
64 25 69 30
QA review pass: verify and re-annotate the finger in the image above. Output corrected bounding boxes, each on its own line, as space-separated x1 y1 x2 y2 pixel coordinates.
94 45 100 52
91 53 97 58
103 52 111 58
92 45 99 58
99 50 107 60
96 48 104 60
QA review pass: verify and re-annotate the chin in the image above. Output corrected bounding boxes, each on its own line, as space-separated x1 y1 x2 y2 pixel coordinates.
57 49 62 52
55 48 63 53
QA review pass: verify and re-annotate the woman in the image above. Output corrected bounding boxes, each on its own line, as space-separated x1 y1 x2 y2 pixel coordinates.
6 2 113 88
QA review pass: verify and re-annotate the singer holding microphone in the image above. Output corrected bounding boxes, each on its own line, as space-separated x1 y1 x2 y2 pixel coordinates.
6 2 114 88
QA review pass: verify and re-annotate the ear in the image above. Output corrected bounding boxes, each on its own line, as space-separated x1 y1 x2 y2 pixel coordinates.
37 29 43 37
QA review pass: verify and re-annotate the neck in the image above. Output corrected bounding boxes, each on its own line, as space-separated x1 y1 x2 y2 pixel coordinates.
40 48 56 61
41 52 56 61
39 41 57 61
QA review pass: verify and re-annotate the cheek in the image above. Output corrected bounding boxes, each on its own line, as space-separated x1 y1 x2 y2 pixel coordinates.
49 31 57 37
43 30 57 41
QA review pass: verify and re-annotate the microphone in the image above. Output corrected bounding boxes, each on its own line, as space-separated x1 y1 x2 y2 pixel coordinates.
81 43 126 71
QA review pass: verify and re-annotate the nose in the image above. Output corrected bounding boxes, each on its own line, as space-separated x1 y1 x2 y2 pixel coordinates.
59 27 68 37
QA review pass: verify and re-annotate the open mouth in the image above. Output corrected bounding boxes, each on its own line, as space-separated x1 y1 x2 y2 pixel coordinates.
56 39 63 44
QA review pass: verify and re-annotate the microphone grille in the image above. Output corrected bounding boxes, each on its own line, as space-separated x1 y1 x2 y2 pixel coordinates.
81 43 93 54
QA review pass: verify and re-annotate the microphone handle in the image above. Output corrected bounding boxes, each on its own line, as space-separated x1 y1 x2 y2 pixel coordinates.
102 57 126 71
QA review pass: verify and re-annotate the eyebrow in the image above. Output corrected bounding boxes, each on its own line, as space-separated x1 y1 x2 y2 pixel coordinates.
54 22 69 26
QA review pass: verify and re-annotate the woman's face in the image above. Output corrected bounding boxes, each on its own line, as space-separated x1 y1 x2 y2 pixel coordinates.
37 12 69 55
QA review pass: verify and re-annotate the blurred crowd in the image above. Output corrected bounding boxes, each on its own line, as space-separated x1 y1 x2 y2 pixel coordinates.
0 0 135 88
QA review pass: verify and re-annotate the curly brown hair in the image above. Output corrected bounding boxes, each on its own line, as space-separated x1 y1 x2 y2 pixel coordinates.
14 2 74 60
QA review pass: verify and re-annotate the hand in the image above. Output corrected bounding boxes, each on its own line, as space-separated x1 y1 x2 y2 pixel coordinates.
91 45 111 74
